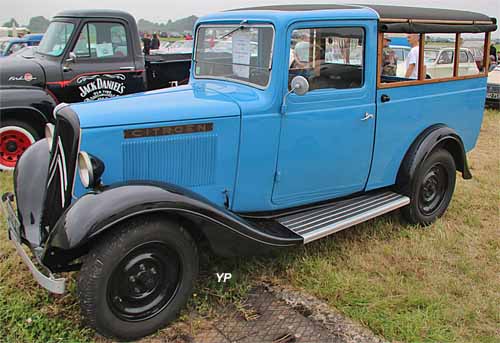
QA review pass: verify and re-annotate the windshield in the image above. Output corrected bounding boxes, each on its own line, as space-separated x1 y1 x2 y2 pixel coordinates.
194 24 274 88
37 21 75 56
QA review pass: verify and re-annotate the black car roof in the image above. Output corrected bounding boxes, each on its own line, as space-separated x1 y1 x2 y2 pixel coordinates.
54 9 135 23
229 4 495 24
228 4 496 33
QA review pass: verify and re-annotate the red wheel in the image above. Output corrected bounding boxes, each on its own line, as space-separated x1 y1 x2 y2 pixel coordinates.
0 125 36 170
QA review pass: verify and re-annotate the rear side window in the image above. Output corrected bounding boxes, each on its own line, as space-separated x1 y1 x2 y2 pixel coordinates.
289 27 365 91
72 22 129 59
459 51 468 63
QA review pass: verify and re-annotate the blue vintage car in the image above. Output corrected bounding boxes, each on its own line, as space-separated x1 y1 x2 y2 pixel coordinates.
1 4 496 340
0 34 43 57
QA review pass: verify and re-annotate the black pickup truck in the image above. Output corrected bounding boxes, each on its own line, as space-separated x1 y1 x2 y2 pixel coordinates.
0 10 191 170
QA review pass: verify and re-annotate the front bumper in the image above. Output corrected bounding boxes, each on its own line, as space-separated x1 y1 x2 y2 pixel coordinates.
1 192 66 294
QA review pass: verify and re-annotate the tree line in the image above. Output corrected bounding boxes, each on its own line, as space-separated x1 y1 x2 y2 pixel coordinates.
2 15 199 34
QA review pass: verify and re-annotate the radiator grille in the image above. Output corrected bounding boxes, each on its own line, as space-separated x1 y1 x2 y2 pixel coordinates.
122 134 217 187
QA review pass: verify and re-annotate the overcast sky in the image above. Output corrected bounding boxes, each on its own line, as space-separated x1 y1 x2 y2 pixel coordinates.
2 0 499 37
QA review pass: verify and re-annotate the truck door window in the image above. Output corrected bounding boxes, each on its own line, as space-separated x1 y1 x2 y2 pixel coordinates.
289 27 364 91
72 22 129 59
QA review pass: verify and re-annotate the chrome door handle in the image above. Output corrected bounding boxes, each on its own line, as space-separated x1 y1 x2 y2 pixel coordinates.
119 66 135 70
361 112 374 121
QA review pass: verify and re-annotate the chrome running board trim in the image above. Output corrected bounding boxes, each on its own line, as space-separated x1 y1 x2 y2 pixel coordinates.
277 191 410 244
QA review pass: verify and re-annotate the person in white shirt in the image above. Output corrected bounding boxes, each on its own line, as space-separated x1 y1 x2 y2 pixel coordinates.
405 34 420 79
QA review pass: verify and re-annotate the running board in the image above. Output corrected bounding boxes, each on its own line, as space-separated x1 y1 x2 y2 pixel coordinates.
276 191 410 244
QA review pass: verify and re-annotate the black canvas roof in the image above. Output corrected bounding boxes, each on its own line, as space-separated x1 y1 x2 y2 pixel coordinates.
228 4 497 33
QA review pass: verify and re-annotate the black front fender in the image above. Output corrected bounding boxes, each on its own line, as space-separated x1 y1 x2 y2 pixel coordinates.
42 182 302 268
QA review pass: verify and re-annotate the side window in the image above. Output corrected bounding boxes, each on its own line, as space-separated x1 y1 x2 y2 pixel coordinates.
289 27 364 91
459 33 484 75
437 51 453 65
72 22 128 59
459 50 468 63
393 48 404 61
467 51 474 63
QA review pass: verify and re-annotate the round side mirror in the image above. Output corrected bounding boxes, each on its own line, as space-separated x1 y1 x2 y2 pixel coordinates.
290 75 309 96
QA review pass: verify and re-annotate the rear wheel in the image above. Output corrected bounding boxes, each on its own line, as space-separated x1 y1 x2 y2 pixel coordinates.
0 120 39 170
78 217 199 340
401 149 456 225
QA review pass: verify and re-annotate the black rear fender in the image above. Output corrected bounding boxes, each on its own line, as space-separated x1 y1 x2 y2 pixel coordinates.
42 182 302 270
397 124 472 194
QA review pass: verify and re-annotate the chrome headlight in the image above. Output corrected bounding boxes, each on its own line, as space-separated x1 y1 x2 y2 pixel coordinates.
45 123 55 148
78 151 105 188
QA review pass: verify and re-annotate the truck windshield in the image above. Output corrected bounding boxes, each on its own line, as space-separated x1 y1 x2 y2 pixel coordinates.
194 24 274 88
37 22 75 56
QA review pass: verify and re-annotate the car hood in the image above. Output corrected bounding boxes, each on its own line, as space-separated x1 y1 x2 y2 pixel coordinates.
71 83 242 129
0 55 45 87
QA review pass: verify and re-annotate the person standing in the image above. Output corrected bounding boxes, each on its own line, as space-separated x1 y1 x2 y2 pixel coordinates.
405 34 421 79
142 33 151 55
151 33 160 50
490 44 497 64
381 36 397 76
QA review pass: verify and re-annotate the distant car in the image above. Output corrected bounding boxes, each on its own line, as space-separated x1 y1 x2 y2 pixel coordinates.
394 47 479 78
486 65 500 109
160 39 193 54
150 41 173 55
463 43 485 71
425 48 479 78
7 45 37 58
0 34 43 57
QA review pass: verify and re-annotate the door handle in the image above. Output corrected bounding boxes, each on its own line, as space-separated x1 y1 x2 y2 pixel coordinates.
119 66 135 71
381 94 391 103
361 112 374 121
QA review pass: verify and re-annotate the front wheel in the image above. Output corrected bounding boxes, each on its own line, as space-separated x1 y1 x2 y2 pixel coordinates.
78 217 199 341
401 149 456 225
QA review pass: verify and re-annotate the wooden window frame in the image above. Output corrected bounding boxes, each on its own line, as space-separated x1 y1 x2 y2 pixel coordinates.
377 32 490 89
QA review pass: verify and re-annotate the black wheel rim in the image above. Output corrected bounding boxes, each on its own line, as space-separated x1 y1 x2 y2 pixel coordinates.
418 163 448 216
107 241 181 321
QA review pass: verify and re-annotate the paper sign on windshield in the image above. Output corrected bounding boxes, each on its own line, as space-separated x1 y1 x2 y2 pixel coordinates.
232 30 251 78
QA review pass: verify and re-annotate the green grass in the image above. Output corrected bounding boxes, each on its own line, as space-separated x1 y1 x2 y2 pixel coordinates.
0 110 499 342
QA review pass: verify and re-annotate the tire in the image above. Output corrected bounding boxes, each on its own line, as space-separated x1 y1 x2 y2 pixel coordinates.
77 216 199 341
401 149 456 225
0 120 40 171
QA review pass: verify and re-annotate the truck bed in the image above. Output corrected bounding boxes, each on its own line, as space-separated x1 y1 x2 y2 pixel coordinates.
145 53 192 90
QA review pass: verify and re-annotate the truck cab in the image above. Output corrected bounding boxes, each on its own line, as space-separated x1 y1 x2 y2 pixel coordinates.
0 10 191 170
2 5 496 341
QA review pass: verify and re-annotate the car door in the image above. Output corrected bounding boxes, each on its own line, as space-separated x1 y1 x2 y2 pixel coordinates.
272 22 377 207
60 20 145 103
